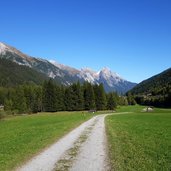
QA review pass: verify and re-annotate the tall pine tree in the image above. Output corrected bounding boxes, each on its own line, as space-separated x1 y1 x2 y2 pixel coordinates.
55 85 64 111
64 86 74 111
83 82 95 110
107 92 117 110
13 86 27 113
71 82 84 111
42 79 57 112
94 84 107 110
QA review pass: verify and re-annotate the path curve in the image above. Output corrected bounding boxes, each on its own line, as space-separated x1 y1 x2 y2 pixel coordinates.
17 113 116 171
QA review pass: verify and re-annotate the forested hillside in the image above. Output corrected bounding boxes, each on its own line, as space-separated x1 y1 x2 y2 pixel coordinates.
129 68 171 107
0 59 130 115
0 80 128 114
0 58 48 87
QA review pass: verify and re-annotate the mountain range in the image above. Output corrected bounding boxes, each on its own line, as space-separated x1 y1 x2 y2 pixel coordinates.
0 42 136 93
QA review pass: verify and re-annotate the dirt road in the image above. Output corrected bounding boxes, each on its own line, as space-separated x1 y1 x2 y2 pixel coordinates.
17 114 110 171
70 114 109 171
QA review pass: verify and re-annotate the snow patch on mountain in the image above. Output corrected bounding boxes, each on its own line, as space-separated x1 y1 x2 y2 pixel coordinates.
0 42 9 55
48 71 56 79
37 58 49 63
77 68 99 84
15 60 32 67
49 60 62 68
49 60 79 75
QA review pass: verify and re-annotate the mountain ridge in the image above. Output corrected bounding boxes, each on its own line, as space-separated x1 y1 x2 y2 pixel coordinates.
129 68 171 95
0 42 136 93
129 68 171 107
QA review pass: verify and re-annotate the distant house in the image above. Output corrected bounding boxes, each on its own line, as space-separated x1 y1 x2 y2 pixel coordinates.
88 109 96 113
0 105 4 110
142 106 154 112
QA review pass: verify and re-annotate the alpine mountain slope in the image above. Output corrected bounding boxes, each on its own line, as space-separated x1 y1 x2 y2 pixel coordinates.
0 42 136 93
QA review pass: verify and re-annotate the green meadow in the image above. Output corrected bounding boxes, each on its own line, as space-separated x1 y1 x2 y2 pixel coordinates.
0 111 92 171
1 106 171 171
106 106 171 171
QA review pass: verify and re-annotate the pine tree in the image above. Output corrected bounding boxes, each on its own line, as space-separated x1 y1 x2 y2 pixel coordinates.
75 82 84 111
55 85 64 111
107 92 117 110
83 82 95 110
42 79 57 112
23 84 35 113
60 85 66 111
94 84 107 110
13 86 27 113
64 86 74 111
32 86 42 113
71 82 84 111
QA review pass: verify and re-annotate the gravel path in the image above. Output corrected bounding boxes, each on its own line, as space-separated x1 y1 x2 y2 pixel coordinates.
17 114 111 171
70 114 110 171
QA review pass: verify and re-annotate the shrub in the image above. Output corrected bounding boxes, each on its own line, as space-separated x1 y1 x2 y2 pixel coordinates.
0 110 6 120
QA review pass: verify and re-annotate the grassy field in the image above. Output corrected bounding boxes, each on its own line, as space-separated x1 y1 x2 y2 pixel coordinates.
0 111 93 171
106 106 171 171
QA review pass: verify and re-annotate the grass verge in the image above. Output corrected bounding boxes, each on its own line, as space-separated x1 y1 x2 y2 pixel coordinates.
106 106 171 171
0 111 92 171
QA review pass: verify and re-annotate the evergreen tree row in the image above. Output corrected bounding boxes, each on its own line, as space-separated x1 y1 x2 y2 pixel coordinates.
0 79 128 114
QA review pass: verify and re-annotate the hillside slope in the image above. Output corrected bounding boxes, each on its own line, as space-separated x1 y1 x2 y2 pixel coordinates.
130 68 171 95
0 58 48 87
129 68 171 107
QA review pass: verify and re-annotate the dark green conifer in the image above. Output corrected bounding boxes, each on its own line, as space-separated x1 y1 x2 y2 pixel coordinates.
83 82 95 110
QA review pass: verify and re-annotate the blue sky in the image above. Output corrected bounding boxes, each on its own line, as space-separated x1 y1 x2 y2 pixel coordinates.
0 0 171 83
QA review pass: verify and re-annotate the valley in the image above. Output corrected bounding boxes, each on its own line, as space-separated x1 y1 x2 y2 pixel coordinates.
0 41 171 171
1 1 170 170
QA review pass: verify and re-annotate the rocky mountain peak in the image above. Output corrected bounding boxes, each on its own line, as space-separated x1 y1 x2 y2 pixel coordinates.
0 42 136 93
99 67 122 80
81 68 97 75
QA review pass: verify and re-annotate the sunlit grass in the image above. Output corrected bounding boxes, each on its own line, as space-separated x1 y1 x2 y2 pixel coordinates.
0 111 92 171
106 106 171 171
